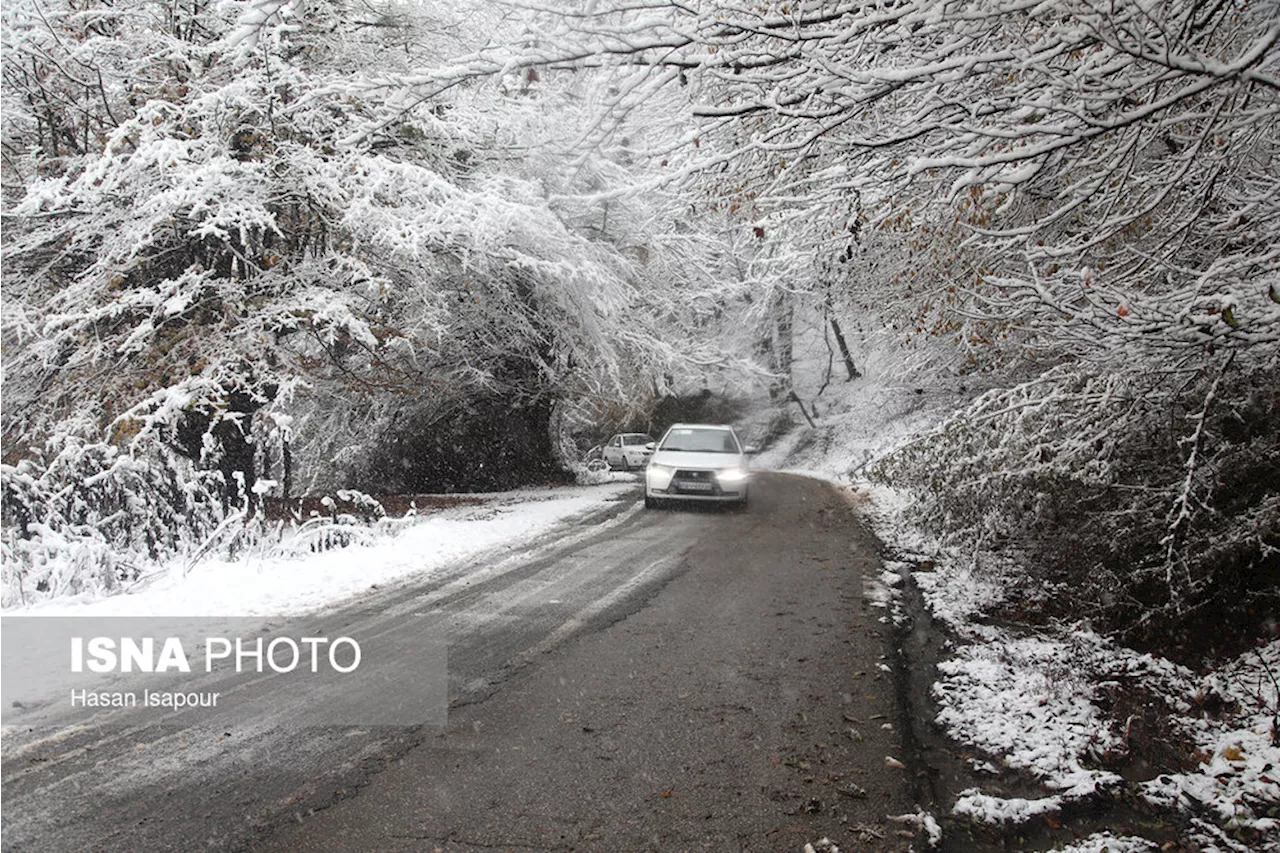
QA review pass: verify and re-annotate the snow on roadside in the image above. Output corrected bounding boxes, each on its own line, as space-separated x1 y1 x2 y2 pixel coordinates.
6 482 635 618
878 480 1280 846
952 787 1067 826
864 562 907 616
907 557 1007 636
1046 833 1159 853
935 634 1123 806
1140 639 1280 847
887 809 944 848
759 375 1280 850
872 487 1279 847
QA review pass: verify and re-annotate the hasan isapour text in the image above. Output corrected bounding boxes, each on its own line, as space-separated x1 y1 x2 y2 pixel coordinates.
71 689 220 709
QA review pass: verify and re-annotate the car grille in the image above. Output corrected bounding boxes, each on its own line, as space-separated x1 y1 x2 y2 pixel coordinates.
669 469 739 496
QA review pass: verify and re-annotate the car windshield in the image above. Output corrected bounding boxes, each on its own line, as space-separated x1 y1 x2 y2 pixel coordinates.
623 435 654 446
659 428 739 453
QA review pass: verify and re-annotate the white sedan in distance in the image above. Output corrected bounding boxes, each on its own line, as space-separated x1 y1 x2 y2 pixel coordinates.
603 433 657 471
644 424 755 510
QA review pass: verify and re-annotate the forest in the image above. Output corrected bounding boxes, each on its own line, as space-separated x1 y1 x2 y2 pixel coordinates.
2 0 1277 660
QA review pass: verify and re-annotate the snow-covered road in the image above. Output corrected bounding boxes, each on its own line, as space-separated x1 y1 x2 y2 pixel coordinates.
1 474 922 852
2 482 648 848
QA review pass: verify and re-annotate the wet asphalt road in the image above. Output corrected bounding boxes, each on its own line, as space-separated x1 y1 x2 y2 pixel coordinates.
2 473 917 852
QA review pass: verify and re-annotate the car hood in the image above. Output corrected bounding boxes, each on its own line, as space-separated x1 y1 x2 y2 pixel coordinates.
649 450 745 470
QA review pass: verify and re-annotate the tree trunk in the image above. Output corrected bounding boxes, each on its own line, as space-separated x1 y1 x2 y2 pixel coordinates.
765 290 795 401
281 432 292 500
829 316 861 381
788 390 817 428
213 391 259 513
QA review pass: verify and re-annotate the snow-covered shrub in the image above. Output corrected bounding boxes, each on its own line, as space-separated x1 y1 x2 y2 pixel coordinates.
0 418 226 606
1 0 761 607
271 491 425 557
875 358 1280 658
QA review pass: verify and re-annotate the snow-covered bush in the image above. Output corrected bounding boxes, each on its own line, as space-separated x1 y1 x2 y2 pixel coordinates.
875 358 1280 656
274 491 407 556
1 0 765 604
0 417 226 606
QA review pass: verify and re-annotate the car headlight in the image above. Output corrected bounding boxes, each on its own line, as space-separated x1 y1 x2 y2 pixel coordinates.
716 467 749 483
646 463 675 488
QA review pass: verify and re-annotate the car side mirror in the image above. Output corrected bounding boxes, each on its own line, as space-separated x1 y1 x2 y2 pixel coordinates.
744 445 758 455
645 442 656 451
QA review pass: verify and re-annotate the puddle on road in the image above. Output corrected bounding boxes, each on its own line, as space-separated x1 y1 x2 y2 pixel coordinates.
874 552 1186 852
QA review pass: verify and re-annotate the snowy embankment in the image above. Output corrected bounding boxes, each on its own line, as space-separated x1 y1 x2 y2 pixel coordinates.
2 477 638 735
6 479 635 618
756 378 1280 852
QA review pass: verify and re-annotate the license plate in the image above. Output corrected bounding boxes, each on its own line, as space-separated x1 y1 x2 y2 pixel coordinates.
679 481 714 492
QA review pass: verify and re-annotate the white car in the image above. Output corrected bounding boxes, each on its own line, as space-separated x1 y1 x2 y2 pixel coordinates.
644 424 755 509
603 433 656 471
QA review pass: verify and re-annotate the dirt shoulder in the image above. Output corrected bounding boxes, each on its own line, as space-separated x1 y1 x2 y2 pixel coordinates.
256 474 922 852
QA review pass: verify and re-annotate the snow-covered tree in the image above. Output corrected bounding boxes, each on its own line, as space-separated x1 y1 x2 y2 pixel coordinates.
391 0 1279 641
0 0 753 602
